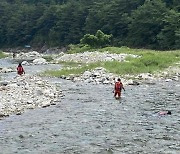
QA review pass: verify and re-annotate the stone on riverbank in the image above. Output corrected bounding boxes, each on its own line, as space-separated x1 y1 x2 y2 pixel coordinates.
33 58 48 65
0 67 14 73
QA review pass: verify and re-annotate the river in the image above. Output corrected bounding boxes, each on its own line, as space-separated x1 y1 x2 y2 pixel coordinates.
0 58 180 154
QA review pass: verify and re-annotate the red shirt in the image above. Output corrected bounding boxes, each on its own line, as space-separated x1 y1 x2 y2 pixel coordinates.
115 81 123 91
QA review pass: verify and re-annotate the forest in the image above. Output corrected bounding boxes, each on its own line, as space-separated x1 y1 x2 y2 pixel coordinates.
0 0 179 50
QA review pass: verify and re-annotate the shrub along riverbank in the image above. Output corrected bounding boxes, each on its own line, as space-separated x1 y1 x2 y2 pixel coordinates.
43 47 180 77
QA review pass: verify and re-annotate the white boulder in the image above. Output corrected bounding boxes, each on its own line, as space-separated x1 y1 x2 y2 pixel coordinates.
33 58 47 65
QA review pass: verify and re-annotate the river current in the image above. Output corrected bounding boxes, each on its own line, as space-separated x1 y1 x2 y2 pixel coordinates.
0 58 180 154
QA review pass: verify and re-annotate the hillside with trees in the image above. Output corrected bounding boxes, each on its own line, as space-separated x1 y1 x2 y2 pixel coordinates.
0 0 179 50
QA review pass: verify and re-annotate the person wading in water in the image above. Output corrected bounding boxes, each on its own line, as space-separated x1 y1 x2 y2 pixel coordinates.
17 63 25 75
114 78 125 99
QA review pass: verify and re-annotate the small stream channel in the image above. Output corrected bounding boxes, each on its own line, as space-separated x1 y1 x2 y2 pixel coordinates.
0 58 180 154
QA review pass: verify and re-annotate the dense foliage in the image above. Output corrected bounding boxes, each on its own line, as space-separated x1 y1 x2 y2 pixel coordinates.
80 30 112 48
0 0 179 50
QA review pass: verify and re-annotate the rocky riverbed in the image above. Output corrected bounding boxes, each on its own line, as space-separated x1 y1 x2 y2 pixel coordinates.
0 51 179 117
0 74 62 118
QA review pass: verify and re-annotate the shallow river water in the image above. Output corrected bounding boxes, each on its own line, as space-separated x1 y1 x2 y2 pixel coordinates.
0 58 180 154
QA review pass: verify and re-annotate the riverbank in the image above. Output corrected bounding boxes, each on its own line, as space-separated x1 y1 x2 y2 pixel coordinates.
1 47 180 85
42 47 180 85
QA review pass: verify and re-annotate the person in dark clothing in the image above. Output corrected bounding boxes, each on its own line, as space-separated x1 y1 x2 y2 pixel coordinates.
12 52 16 58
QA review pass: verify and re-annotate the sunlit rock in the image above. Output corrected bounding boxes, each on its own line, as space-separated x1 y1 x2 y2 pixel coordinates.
22 61 30 65
33 58 47 65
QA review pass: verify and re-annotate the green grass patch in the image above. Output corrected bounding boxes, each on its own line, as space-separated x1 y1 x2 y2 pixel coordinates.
43 62 103 77
104 50 180 75
42 55 54 62
98 46 137 54
58 61 84 67
0 51 8 58
67 44 93 54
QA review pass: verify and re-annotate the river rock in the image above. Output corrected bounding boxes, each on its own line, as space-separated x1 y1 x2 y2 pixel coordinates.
82 71 92 79
0 67 14 73
165 79 172 82
22 61 30 65
41 100 51 108
0 81 9 86
127 80 140 85
33 58 48 65
172 76 179 81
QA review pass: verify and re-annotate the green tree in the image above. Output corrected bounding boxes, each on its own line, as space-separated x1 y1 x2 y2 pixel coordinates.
157 10 180 49
80 34 98 47
95 30 112 47
49 1 87 46
33 5 57 46
80 30 112 48
127 0 168 49
84 0 144 46
0 1 11 46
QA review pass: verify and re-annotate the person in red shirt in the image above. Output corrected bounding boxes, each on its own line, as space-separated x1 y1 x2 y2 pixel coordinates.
158 110 171 116
17 63 25 75
114 78 125 99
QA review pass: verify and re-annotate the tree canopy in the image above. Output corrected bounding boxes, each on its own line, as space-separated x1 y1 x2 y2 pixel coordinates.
0 0 179 50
